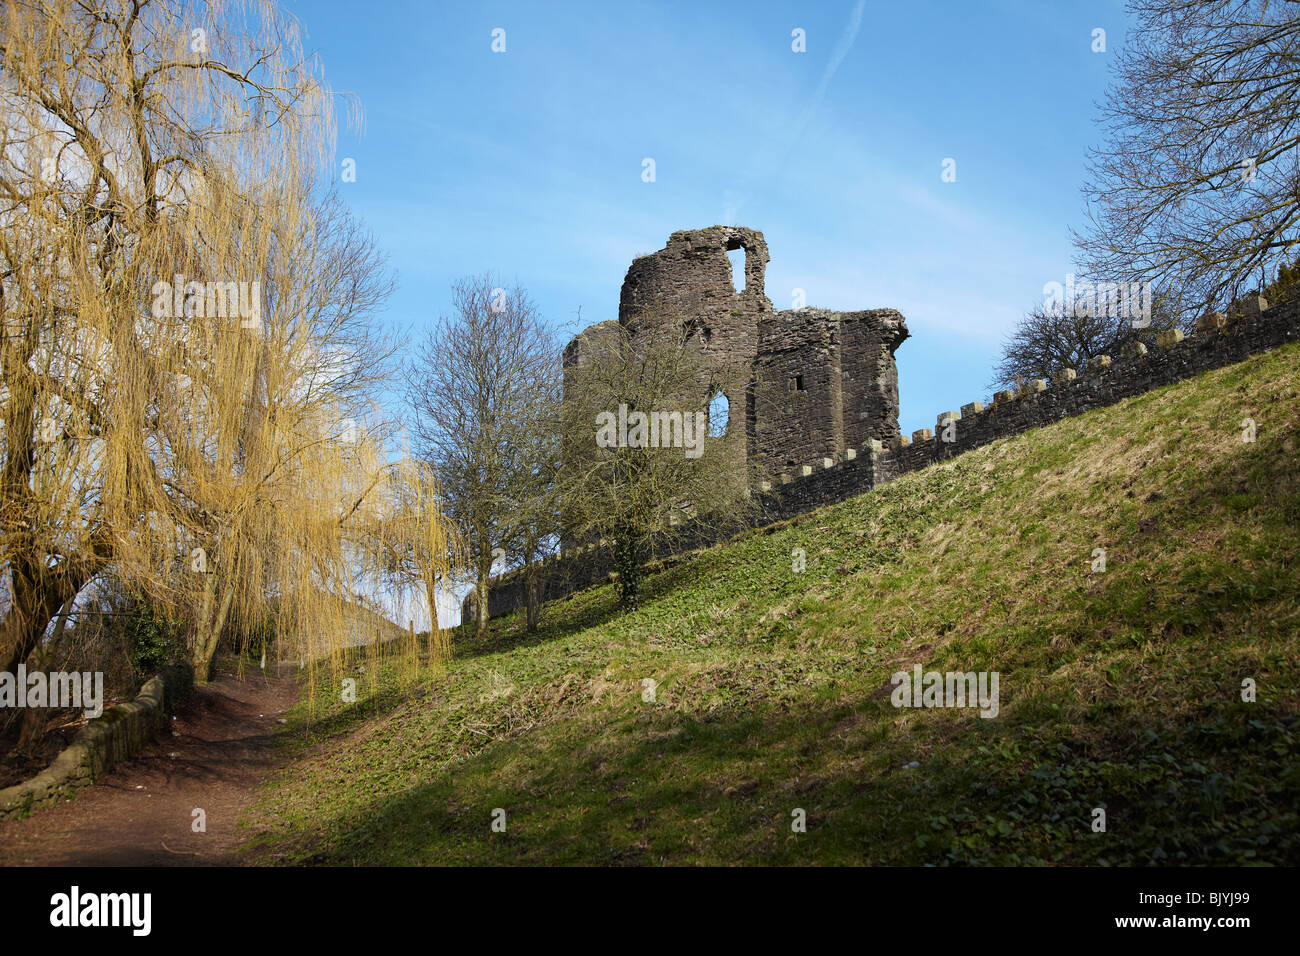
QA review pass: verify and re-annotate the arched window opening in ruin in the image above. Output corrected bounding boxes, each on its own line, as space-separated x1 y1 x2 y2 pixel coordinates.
727 246 746 293
708 392 730 437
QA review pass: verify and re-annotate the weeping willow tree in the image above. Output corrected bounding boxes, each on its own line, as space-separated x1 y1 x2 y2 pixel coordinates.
0 0 457 686
374 456 463 645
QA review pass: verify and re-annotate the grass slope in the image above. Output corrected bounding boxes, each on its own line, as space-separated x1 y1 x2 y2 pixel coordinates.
249 345 1300 865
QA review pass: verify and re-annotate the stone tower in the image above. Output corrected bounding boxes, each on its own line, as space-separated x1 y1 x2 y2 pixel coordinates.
564 225 908 482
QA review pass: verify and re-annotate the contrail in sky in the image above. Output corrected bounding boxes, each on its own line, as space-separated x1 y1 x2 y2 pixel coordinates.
725 0 868 225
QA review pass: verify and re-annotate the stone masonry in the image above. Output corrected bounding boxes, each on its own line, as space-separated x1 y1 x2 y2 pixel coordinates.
753 306 908 470
565 225 909 480
0 663 192 821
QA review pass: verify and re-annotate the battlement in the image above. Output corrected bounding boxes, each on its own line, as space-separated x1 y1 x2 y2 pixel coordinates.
753 293 1294 517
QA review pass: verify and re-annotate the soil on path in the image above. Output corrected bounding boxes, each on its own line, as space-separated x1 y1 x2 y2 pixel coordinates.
0 662 299 866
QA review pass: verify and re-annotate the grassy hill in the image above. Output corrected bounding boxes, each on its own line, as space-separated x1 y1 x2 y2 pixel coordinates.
247 344 1300 865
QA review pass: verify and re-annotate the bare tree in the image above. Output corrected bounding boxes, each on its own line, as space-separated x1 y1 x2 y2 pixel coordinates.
509 370 562 632
993 306 1125 392
1074 0 1300 322
991 294 1181 391
404 276 562 636
559 310 757 612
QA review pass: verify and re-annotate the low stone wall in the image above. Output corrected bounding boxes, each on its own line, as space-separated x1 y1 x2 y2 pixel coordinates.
0 663 193 822
474 522 727 618
476 295 1299 619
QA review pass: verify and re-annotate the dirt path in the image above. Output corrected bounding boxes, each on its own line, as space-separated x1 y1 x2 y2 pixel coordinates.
0 663 299 866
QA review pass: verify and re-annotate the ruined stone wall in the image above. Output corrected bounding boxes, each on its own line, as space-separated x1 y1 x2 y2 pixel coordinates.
618 226 772 340
562 319 621 372
751 307 908 475
616 226 774 465
480 294 1298 619
594 226 908 481
752 308 845 471
840 309 909 451
544 224 909 612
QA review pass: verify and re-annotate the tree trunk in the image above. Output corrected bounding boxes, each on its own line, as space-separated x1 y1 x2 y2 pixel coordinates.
191 575 236 683
524 561 542 632
190 567 218 675
424 575 444 659
613 534 641 612
15 595 76 754
476 565 491 636
0 555 96 676
424 577 440 634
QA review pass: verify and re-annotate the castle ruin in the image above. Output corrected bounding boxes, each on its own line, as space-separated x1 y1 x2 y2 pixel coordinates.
479 239 1294 619
564 225 910 480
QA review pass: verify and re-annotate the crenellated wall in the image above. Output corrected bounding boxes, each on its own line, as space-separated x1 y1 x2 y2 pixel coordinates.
474 293 1297 620
758 294 1291 518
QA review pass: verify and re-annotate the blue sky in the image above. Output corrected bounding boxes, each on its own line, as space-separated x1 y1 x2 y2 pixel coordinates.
290 0 1129 438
